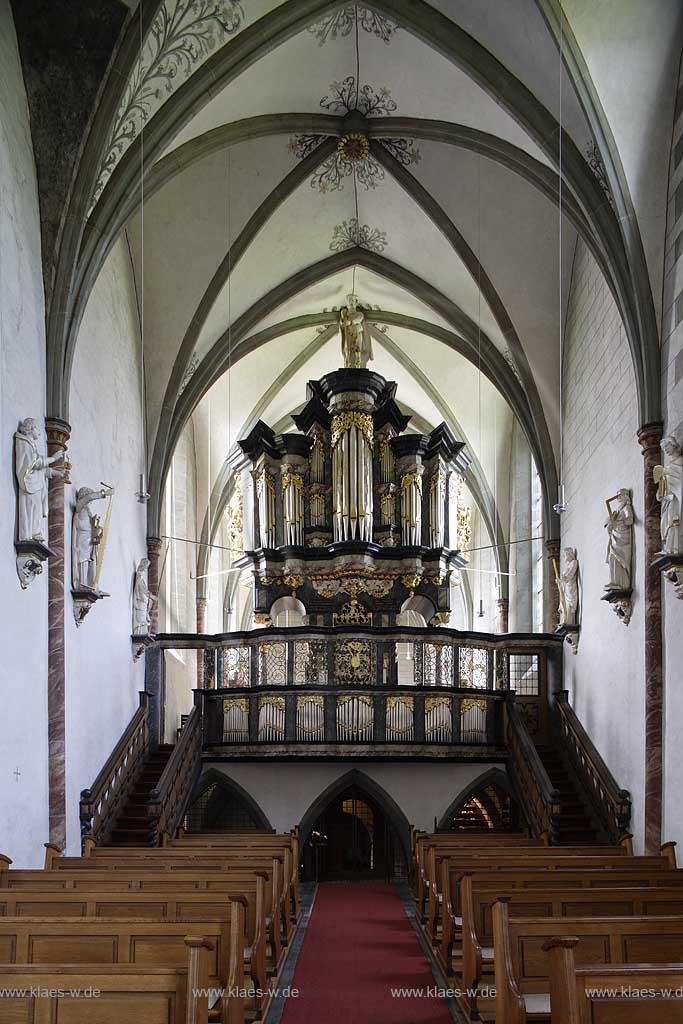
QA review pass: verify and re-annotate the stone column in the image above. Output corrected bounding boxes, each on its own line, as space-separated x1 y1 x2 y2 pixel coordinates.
147 536 162 634
639 423 664 853
545 539 561 631
196 597 207 689
46 417 70 851
496 598 509 634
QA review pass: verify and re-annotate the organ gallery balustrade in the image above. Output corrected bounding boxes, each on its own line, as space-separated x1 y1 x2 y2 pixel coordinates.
153 626 562 754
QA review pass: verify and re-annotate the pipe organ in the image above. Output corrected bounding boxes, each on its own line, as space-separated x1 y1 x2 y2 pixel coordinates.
237 368 471 625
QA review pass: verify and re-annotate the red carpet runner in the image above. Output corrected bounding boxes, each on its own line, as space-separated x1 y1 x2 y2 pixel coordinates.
281 883 453 1023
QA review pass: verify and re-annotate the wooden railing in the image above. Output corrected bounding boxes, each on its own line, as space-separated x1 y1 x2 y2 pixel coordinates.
79 692 149 850
555 689 631 842
147 704 202 846
505 696 561 844
199 684 505 750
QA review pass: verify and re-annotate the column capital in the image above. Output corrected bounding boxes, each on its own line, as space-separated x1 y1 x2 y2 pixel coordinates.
45 417 71 449
637 421 664 453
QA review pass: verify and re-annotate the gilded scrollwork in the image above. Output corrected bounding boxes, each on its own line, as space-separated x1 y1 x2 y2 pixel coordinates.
335 639 373 683
331 411 374 449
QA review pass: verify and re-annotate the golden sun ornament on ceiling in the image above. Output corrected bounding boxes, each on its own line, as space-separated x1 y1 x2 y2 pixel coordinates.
337 132 370 163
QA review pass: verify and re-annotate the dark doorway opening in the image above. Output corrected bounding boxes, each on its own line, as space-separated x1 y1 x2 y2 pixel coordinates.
302 784 407 882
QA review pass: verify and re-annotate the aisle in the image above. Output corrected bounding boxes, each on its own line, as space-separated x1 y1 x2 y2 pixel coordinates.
280 882 453 1024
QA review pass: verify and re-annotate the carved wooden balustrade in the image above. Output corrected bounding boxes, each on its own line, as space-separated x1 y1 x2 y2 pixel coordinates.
155 625 560 760
80 691 149 849
505 696 562 844
554 689 632 842
147 703 203 846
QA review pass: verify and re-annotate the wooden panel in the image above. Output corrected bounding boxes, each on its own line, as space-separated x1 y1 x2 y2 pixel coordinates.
29 934 117 963
591 1000 683 1023
624 934 683 961
563 901 633 917
131 936 220 976
0 998 29 1024
94 901 168 919
644 899 683 914
0 935 16 960
16 901 85 917
520 935 608 978
50 993 175 1023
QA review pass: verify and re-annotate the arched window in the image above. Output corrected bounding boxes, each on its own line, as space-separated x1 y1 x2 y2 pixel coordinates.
184 774 271 833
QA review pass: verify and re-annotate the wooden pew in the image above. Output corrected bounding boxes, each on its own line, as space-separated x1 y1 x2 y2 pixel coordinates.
492 900 683 1023
0 916 246 1023
0 936 215 1024
458 878 683 1020
544 936 683 1024
417 845 648 927
423 850 675 942
0 887 269 1018
3 861 286 970
49 844 300 927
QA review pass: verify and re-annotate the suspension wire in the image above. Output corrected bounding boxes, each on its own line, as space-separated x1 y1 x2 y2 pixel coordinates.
138 2 149 498
352 3 360 296
555 2 567 514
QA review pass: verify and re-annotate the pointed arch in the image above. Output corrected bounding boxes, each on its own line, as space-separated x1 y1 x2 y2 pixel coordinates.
436 767 524 831
298 769 412 868
185 768 273 832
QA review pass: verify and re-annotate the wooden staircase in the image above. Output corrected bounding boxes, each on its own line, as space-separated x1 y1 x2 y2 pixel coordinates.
535 745 604 845
105 745 174 846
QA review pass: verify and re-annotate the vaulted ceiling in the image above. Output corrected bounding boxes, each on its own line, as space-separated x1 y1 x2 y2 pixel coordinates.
32 0 681 562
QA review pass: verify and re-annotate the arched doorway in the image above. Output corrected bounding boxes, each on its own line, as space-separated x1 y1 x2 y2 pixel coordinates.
437 769 523 833
299 771 410 883
303 784 406 882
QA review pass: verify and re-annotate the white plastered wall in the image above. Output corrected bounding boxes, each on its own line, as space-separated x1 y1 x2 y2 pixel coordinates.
560 239 646 850
0 0 49 868
209 761 506 835
64 237 147 854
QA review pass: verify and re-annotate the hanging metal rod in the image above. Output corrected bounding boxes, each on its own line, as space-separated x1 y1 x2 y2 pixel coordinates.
190 567 243 582
459 567 516 577
160 533 242 554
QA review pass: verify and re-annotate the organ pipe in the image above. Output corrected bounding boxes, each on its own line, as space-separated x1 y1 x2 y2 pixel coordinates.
331 412 374 542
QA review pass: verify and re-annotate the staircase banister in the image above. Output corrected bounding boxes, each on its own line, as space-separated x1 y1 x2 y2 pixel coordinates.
506 698 560 806
81 691 149 808
555 690 631 807
148 705 201 805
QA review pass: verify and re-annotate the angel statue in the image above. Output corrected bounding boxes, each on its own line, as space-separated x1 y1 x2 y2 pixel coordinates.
340 293 373 369
654 435 683 556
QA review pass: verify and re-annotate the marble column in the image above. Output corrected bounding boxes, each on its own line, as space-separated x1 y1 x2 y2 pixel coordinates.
46 417 70 851
147 536 162 634
196 597 207 689
496 598 509 634
545 539 561 631
639 423 664 853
